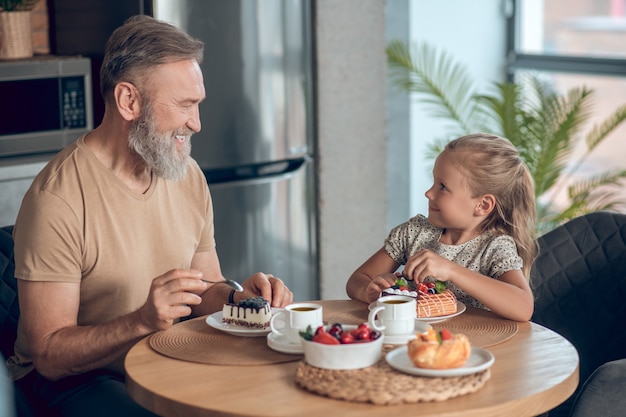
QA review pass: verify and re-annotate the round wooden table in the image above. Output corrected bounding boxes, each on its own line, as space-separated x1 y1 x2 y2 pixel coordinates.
125 299 579 417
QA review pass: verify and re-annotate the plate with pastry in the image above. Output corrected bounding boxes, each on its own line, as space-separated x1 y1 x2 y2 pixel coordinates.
371 278 466 323
206 296 284 337
368 301 466 324
385 327 494 377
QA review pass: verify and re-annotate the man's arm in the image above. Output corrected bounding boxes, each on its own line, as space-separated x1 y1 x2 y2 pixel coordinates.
18 270 207 381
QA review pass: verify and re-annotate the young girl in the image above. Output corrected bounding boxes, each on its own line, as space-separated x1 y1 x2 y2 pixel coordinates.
346 133 536 321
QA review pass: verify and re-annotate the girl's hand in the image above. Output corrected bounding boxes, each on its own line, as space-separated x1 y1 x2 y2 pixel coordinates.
364 273 398 303
403 249 458 283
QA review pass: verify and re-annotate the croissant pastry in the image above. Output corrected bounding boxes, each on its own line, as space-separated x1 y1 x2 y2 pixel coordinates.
407 328 471 369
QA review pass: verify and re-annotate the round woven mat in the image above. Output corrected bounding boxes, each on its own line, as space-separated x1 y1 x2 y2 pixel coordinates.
430 307 518 348
327 306 518 348
295 346 491 405
149 316 301 365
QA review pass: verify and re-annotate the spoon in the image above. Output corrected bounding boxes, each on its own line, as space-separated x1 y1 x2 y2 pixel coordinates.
202 279 244 292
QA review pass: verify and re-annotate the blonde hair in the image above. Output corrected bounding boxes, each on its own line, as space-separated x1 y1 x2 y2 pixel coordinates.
444 133 537 277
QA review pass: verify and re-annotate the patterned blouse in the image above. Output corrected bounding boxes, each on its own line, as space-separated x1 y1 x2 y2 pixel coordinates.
383 214 523 309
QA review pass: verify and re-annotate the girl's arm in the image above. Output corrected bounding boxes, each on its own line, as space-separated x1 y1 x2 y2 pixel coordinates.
346 247 401 304
451 267 534 321
404 249 534 321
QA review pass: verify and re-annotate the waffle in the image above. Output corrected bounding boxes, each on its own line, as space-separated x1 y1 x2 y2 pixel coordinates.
417 289 458 318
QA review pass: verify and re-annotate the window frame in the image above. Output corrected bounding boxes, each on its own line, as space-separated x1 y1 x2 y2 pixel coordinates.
504 0 626 80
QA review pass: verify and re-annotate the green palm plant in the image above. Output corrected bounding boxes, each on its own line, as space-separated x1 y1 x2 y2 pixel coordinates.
387 39 626 233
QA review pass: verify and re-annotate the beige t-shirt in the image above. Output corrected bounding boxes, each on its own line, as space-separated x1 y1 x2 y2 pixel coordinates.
9 136 215 379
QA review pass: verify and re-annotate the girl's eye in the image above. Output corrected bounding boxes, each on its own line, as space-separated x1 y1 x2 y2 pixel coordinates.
439 183 447 191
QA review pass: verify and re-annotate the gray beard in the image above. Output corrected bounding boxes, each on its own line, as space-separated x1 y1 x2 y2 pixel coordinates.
128 105 192 181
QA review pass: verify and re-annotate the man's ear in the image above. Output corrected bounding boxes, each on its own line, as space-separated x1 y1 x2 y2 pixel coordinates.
113 82 141 121
476 194 496 216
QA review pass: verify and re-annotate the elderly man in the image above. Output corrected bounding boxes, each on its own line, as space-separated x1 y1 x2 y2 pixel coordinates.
7 15 292 417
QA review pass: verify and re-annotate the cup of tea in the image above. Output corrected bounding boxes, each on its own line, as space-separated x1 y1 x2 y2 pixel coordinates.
368 295 416 335
270 302 323 344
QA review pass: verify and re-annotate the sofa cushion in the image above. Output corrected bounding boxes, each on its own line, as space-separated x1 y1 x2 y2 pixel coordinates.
569 359 626 417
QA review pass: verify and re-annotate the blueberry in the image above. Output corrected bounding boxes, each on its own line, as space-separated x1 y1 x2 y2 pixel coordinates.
239 296 267 308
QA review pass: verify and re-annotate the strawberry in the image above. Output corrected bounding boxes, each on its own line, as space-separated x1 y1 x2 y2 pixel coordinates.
355 326 371 340
340 332 356 344
312 331 340 345
440 328 452 341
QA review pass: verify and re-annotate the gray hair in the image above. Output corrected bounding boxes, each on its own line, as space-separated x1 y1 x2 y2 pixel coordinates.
99 15 204 99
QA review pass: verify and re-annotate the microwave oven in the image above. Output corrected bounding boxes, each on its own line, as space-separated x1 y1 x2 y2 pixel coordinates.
0 56 93 158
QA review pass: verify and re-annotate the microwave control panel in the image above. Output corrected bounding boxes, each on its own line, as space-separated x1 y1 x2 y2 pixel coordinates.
61 76 87 129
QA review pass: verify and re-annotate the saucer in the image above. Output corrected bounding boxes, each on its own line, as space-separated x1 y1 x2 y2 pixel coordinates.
267 332 304 355
381 320 431 345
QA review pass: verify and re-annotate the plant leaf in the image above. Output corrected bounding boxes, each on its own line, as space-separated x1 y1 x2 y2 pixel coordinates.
386 40 626 233
386 39 485 135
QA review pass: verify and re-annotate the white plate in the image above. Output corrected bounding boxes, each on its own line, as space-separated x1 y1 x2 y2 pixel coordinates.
368 301 466 324
418 302 466 323
382 320 431 344
385 345 495 377
266 332 304 354
205 308 284 337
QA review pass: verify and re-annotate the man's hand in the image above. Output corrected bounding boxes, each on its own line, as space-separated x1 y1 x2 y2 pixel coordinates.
138 269 208 332
239 272 293 307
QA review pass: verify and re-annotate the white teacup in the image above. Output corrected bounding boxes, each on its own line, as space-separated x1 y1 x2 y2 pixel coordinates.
368 295 416 335
270 302 323 344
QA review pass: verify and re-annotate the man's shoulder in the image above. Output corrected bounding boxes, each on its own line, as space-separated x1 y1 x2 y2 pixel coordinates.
31 141 86 189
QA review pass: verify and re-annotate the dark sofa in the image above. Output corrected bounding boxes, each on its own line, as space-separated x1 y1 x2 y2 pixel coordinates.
531 211 626 416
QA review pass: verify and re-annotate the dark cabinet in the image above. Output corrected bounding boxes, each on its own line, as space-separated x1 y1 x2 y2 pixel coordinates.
46 0 150 123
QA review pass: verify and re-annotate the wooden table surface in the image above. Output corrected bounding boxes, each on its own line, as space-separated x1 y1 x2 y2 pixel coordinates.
125 299 579 417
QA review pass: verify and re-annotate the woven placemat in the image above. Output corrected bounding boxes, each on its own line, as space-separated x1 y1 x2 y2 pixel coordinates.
430 307 518 348
326 308 370 325
295 346 491 405
327 306 518 348
149 316 301 365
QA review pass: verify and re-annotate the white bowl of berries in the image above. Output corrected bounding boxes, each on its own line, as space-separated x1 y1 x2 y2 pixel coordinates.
299 323 383 370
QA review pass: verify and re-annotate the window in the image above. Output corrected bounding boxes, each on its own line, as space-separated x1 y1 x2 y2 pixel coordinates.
506 0 626 208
